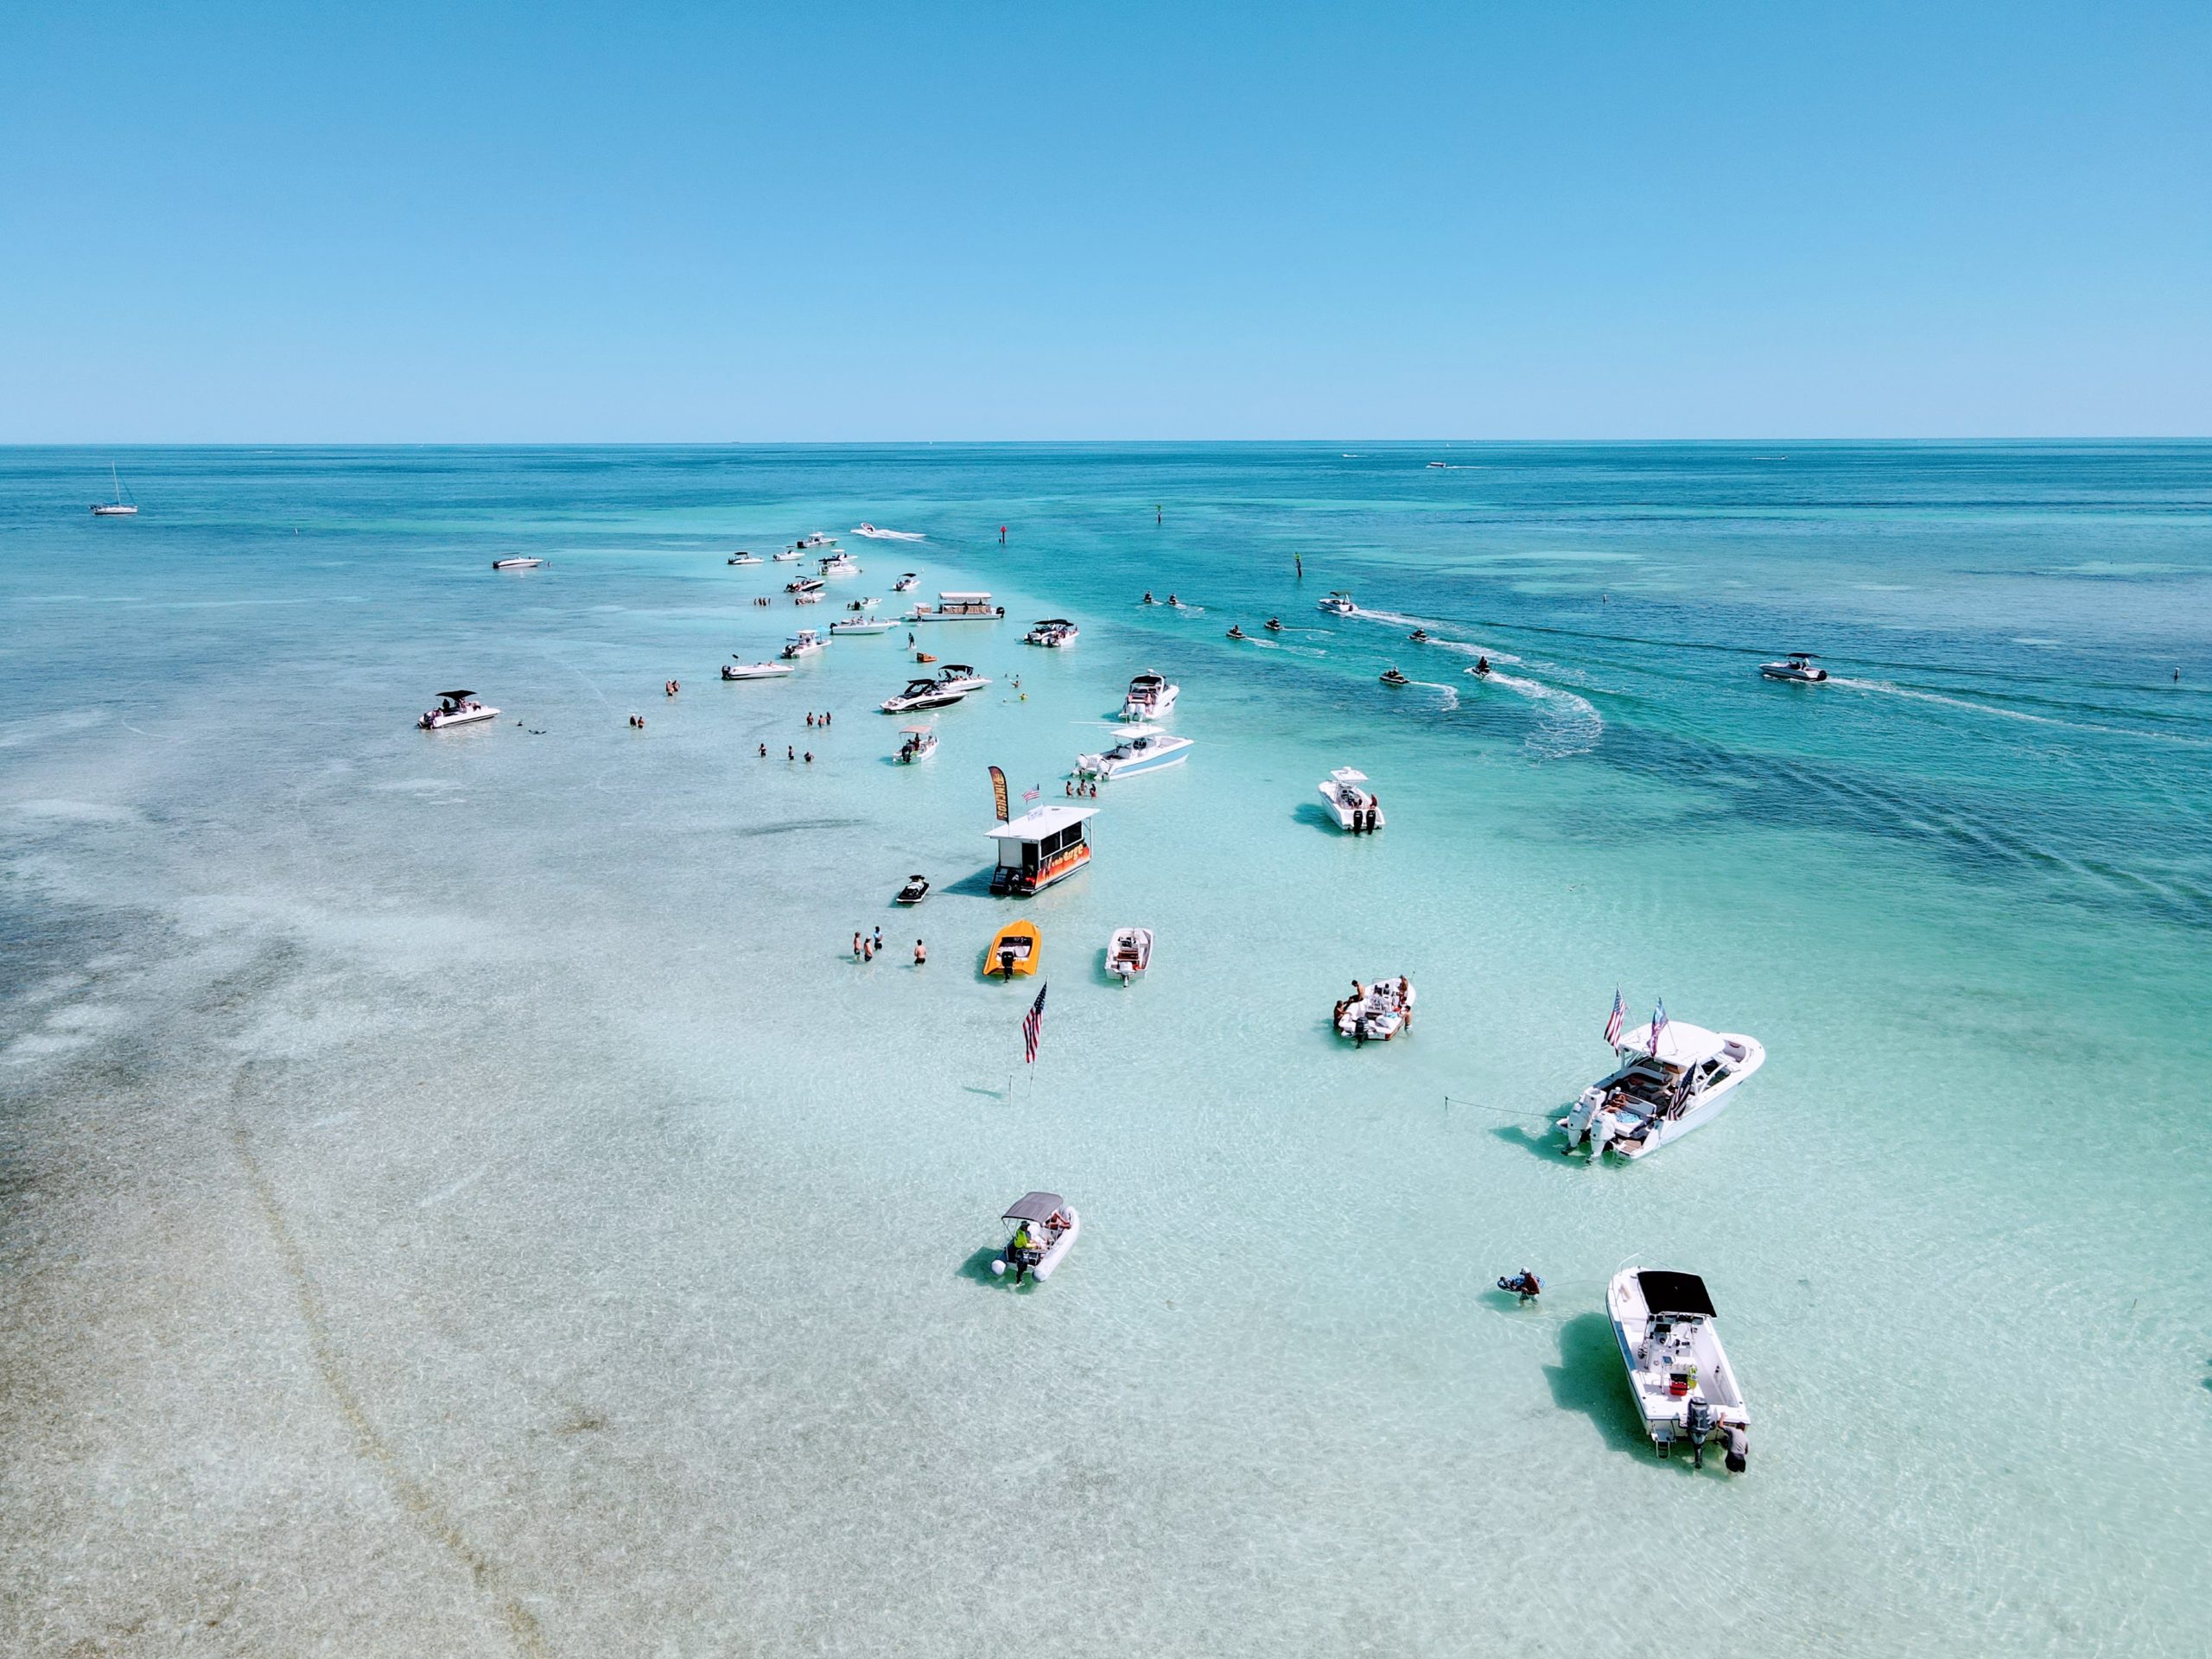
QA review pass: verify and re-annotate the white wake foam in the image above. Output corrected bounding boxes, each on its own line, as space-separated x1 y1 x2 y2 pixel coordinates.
1471 670 1604 758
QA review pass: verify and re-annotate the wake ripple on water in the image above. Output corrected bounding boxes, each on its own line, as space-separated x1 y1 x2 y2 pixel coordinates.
1830 677 2212 748
1470 670 1605 759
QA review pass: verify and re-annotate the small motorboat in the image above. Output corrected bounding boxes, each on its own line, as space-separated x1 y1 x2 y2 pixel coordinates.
896 874 931 905
1408 628 1429 643
1225 625 1247 640
1107 926 1152 983
728 551 762 566
1121 671 1179 721
1264 617 1282 632
830 616 896 635
1075 726 1192 781
844 596 879 612
988 1192 1078 1284
772 549 800 562
1026 618 1079 647
1335 976 1414 1042
931 664 992 696
794 531 837 550
786 575 826 594
722 658 795 680
1608 1268 1750 1471
781 629 827 660
491 556 543 570
855 524 926 542
792 591 823 605
418 689 499 730
1759 652 1828 683
818 551 861 578
1559 1016 1766 1161
1318 591 1357 616
984 919 1041 978
1318 766 1383 831
881 678 965 714
1379 666 1410 687
895 725 938 761
893 572 920 592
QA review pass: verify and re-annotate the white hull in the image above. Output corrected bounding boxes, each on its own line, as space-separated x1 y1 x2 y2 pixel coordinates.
830 620 896 635
1560 1033 1766 1160
855 524 926 541
1319 772 1382 830
91 505 138 516
492 557 543 570
1337 977 1414 1040
772 551 801 562
1108 927 1152 982
1760 664 1828 683
1076 731 1191 779
420 705 499 729
1608 1268 1749 1467
723 663 794 680
993 1211 1079 1281
1121 683 1179 720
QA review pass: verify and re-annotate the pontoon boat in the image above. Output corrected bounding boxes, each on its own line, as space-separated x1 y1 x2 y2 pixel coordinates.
1108 926 1152 983
1318 767 1384 831
1608 1268 1750 1471
1559 1020 1767 1160
988 1192 1079 1283
986 804 1096 895
907 591 1004 621
417 690 499 730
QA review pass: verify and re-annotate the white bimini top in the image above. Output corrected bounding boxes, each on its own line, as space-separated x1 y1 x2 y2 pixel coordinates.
1617 1021 1728 1068
986 804 1099 843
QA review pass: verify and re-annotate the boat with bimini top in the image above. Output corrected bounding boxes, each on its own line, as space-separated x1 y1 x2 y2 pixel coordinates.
1108 926 1152 983
1760 651 1828 683
1608 1267 1751 1471
1026 619 1080 647
989 1192 1078 1284
1335 975 1414 1041
1318 767 1384 831
1318 591 1357 616
896 725 938 761
418 689 499 730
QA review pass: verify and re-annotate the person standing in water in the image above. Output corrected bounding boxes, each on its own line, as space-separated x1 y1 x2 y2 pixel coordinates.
999 525 1007 544
1295 554 1303 579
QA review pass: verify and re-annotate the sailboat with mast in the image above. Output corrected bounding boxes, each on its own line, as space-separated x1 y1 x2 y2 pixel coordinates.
91 465 138 517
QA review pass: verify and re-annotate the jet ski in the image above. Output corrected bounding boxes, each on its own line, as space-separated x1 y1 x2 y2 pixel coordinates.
1225 625 1247 640
1380 667 1410 687
1264 618 1282 632
1408 628 1429 643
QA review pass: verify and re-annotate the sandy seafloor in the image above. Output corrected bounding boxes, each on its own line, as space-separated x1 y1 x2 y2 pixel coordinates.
3 444 2209 1656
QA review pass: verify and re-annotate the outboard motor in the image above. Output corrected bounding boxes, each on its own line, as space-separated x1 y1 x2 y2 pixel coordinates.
1685 1396 1714 1469
1724 1424 1748 1474
1563 1088 1604 1151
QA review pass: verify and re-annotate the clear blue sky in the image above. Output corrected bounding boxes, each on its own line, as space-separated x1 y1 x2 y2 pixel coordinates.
4 2 2207 440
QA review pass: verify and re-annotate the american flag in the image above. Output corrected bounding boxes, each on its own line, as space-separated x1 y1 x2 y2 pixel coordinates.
1022 982 1048 1065
1647 999 1669 1058
1604 987 1624 1046
1022 785 1040 804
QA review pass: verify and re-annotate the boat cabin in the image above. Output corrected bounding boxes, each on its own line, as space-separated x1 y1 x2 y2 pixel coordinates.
1596 1022 1746 1117
986 803 1096 895
922 591 1004 620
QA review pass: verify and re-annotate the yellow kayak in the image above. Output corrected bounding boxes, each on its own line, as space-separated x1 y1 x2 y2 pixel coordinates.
984 920 1041 977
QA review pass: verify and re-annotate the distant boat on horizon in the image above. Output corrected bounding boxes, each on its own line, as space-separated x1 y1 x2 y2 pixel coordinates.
91 464 137 516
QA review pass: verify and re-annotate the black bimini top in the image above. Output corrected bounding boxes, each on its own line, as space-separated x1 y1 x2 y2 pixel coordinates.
1002 1192 1065 1223
1637 1270 1716 1319
437 689 474 700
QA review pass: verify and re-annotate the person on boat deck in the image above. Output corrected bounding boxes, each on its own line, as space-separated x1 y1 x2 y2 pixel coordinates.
1009 1223 1036 1282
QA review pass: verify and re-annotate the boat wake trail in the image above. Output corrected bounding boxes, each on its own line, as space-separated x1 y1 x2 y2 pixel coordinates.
1405 680 1460 710
1351 607 1524 664
1246 637 1329 658
1473 670 1604 759
1830 677 2212 747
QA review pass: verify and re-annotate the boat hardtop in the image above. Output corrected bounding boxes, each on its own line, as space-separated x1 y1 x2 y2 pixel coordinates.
794 532 836 550
1108 926 1153 982
1335 975 1414 1041
1318 766 1384 830
1319 591 1357 615
418 689 499 730
1559 1020 1767 1160
986 804 1096 895
991 1192 1079 1283
723 658 795 680
984 918 1041 976
1076 727 1192 780
881 678 965 713
1608 1267 1749 1471
1760 651 1828 683
782 629 827 658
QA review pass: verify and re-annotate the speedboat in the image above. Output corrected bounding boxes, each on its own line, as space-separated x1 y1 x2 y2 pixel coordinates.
818 551 861 577
880 677 965 714
1026 618 1079 647
772 549 802 563
728 551 762 566
1335 976 1414 1041
893 572 920 592
1608 1268 1750 1471
491 556 543 570
932 664 992 696
896 874 930 904
1075 726 1192 781
786 575 826 594
1225 625 1247 640
1318 767 1383 831
1379 666 1410 687
895 725 938 761
722 658 795 680
984 919 1041 977
1264 618 1282 632
418 689 499 730
1120 671 1179 720
1318 591 1357 616
1759 652 1828 683
1108 926 1152 983
854 523 925 541
988 1192 1079 1284
1558 1018 1767 1160
830 616 896 636
781 629 827 660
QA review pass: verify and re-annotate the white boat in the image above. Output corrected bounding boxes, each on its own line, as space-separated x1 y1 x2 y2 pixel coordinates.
91 464 138 516
1607 1268 1751 1471
896 725 938 761
1318 766 1384 831
728 551 762 566
417 689 499 730
1026 618 1079 647
722 658 794 680
1107 926 1152 983
1558 1020 1767 1160
1759 652 1828 683
906 590 1002 621
830 616 896 636
1335 976 1414 1041
794 532 837 550
881 677 966 714
772 549 802 563
491 556 543 570
896 873 930 904
854 523 926 541
1120 671 1179 720
988 1192 1079 1283
781 629 828 660
786 575 827 594
1318 591 1357 616
819 551 861 577
892 572 920 593
987 804 1096 896
931 663 992 696
1074 725 1192 780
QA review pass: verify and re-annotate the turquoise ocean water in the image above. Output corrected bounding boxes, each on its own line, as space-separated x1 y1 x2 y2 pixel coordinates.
3 444 2209 1655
